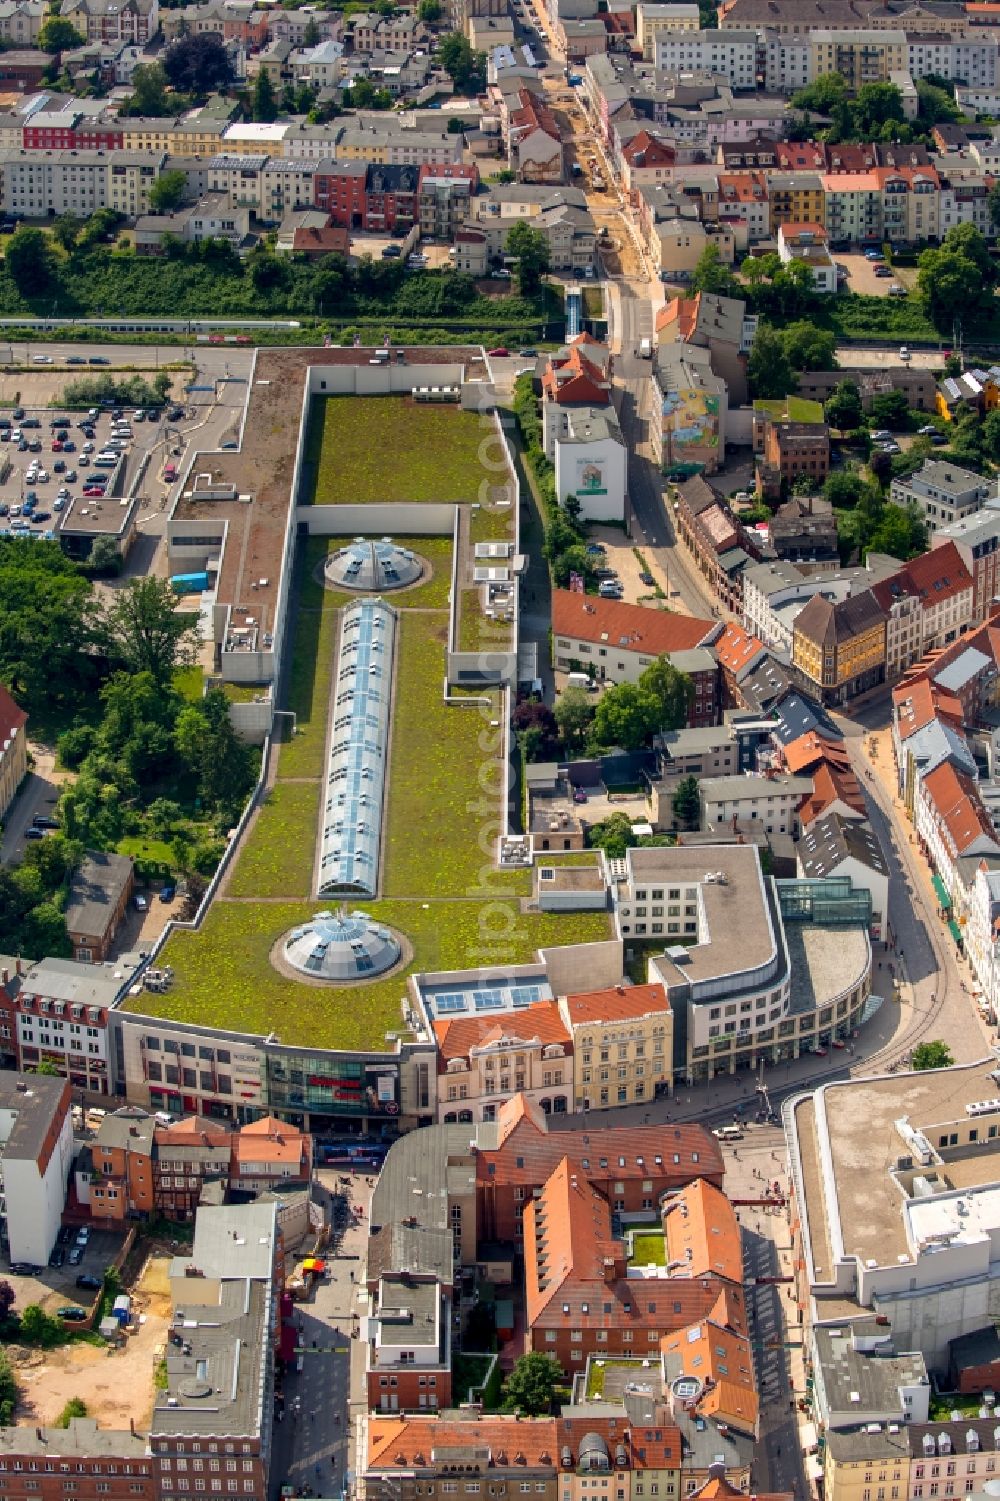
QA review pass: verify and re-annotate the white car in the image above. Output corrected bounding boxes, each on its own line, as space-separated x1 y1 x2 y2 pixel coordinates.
32 354 52 364
35 468 49 482
81 441 94 454
899 345 911 361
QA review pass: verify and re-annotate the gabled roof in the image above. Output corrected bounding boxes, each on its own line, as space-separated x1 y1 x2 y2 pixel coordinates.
893 675 964 741
562 982 670 1026
662 1178 742 1284
712 622 765 681
798 759 866 827
367 1416 560 1472
433 999 570 1064
921 760 998 857
793 589 886 653
781 730 850 776
797 810 889 881
0 684 27 744
661 1319 758 1433
552 590 712 658
891 540 973 612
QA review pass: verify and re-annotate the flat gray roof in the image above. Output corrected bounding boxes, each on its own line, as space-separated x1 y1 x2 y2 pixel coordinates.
20 956 126 1007
814 1323 927 1420
154 1277 269 1440
0 1073 67 1163
64 851 133 938
188 1201 279 1282
785 922 869 1017
0 1419 148 1458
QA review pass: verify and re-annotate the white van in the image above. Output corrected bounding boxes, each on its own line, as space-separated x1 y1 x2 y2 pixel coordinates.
94 452 118 466
712 1125 743 1141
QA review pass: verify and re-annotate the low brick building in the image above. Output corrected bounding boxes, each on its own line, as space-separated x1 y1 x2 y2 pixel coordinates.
64 851 134 963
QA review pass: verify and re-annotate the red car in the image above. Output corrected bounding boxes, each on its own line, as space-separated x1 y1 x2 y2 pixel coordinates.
82 485 105 496
487 347 510 357
51 440 63 451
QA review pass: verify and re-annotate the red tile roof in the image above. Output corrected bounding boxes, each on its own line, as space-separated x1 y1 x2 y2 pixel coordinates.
623 130 676 167
893 540 973 612
798 759 866 827
0 684 27 744
781 731 850 776
661 1318 758 1432
893 675 964 740
367 1416 559 1471
478 1093 722 1189
552 591 712 658
713 622 764 679
562 982 670 1026
663 1178 742 1284
433 1000 571 1065
921 761 997 856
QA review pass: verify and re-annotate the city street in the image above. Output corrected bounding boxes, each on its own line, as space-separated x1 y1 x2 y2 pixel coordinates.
270 1172 372 1501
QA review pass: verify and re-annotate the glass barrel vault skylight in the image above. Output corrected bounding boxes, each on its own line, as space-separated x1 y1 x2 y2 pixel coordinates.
318 595 396 898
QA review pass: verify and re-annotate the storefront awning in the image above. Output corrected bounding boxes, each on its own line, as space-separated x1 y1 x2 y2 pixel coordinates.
932 874 952 911
949 918 964 946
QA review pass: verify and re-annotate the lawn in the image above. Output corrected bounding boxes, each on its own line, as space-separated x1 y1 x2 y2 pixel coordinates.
304 397 491 505
382 612 504 898
220 681 270 704
273 595 338 781
145 896 613 1051
753 396 824 422
630 1231 666 1267
118 835 174 865
584 1358 645 1400
173 666 205 704
226 781 321 900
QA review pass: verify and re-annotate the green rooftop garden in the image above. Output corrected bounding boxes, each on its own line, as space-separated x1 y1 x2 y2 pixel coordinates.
226 781 321 901
753 395 824 423
303 396 491 505
147 896 612 1052
584 1358 647 1400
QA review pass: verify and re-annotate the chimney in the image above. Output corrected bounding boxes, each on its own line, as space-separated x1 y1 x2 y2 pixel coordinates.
603 1256 616 1284
1 968 7 985
15 958 22 976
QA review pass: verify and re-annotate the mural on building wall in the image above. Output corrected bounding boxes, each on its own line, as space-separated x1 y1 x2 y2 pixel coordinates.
573 456 608 496
662 386 720 475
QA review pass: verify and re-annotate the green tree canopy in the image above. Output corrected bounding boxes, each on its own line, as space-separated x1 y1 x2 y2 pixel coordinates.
587 811 638 859
5 226 53 295
918 224 998 332
102 577 200 686
911 1040 954 1070
671 773 701 830
690 242 736 297
148 168 188 214
553 684 594 752
502 1353 562 1416
824 380 863 432
437 30 484 91
163 32 233 95
505 220 550 298
251 66 277 121
37 16 84 50
126 61 172 115
747 322 794 400
869 389 909 430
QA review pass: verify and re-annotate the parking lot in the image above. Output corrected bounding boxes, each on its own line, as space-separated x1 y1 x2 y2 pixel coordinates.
835 249 910 296
1 1226 125 1313
0 402 187 544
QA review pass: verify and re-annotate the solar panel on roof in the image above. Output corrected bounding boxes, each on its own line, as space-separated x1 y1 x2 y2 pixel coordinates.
510 984 543 1006
435 993 468 1014
473 989 504 1010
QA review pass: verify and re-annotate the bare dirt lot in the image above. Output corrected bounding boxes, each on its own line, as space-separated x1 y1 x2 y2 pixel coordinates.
12 1254 172 1431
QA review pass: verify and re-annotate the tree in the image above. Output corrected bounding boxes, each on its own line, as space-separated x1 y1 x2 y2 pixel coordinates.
869 389 909 430
690 242 735 297
5 226 53 295
868 449 894 488
790 72 848 115
505 220 550 298
824 381 863 432
587 810 638 859
0 1280 15 1322
553 684 594 752
853 82 905 135
437 30 484 92
37 16 83 50
671 774 701 830
824 470 864 509
173 688 255 815
103 577 200 686
782 320 836 373
0 536 100 712
911 1040 954 1071
639 656 693 732
513 700 559 761
916 78 960 126
502 1353 562 1417
0 1350 15 1426
18 1304 68 1349
148 169 188 214
591 682 662 751
418 0 442 17
162 32 233 96
50 214 81 253
31 1059 60 1076
990 180 1000 231
747 323 793 400
302 15 321 43
251 67 277 122
918 224 998 332
127 61 171 116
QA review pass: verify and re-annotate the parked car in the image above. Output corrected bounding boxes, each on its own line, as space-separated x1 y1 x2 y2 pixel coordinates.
0 503 8 517
135 893 149 911
53 460 65 474
10 1263 42 1276
75 1274 101 1290
75 1227 90 1246
49 1246 65 1268
640 571 655 586
31 511 50 524
160 885 176 903
57 1306 87 1321
899 345 911 361
68 1246 84 1266
487 347 509 357
88 356 109 365
874 265 892 277
65 469 77 482
66 356 85 365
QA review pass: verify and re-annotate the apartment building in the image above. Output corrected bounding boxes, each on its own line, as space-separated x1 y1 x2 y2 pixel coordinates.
0 683 26 824
64 851 134 964
366 1270 452 1413
0 0 47 45
655 290 756 405
558 982 673 1110
653 342 728 477
60 0 158 43
768 171 825 231
0 149 160 218
432 997 573 1124
13 957 118 1094
753 397 830 497
810 28 907 88
792 590 887 703
653 29 757 88
891 459 996 535
674 475 755 612
636 2 700 57
0 1072 73 1267
908 33 1000 83
932 504 1000 620
698 772 813 837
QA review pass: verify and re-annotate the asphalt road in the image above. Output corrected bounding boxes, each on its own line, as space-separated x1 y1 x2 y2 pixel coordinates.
0 342 257 377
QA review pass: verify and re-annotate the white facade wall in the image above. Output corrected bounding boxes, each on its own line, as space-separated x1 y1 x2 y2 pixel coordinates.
654 30 757 87
0 1104 73 1266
